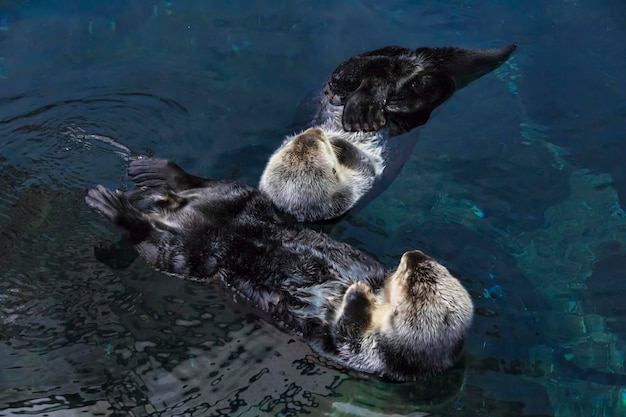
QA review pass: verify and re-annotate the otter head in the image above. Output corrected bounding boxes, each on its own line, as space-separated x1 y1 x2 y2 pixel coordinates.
259 127 357 222
375 250 474 378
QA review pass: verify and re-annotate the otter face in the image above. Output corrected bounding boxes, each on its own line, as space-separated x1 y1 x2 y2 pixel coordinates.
384 250 443 309
370 250 473 376
259 127 355 222
329 249 473 380
382 250 473 337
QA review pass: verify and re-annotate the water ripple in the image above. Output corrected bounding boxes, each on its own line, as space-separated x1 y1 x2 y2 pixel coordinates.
0 65 219 190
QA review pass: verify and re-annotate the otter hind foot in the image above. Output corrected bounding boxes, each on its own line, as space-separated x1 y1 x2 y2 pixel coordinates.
85 185 127 222
129 158 214 191
85 185 151 244
128 158 184 189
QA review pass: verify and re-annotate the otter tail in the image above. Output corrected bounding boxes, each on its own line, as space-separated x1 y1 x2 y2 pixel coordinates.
85 185 152 244
419 44 517 89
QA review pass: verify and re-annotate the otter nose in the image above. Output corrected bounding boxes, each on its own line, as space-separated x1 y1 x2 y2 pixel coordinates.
402 250 432 267
291 128 327 153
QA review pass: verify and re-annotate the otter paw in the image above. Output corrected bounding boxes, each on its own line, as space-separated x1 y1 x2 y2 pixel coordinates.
128 158 182 188
341 281 376 314
345 281 374 300
335 282 375 338
85 185 124 221
342 92 387 132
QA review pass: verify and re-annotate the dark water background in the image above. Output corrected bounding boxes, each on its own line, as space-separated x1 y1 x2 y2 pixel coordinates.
1 1 625 416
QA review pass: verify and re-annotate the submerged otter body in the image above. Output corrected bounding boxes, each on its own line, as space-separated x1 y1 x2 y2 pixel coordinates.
259 44 517 222
85 158 474 381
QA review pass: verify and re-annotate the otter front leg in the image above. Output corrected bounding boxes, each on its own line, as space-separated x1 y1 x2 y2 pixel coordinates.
384 70 456 135
128 158 213 191
333 281 376 345
342 77 390 132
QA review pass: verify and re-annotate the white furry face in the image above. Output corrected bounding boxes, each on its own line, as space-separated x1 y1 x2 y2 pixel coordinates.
372 250 474 347
259 86 387 222
259 127 356 221
275 127 339 175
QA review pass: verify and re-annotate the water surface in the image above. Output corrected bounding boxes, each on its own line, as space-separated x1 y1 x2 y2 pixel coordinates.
1 1 625 416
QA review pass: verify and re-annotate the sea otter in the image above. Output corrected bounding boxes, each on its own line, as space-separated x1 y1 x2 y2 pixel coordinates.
85 158 473 381
259 44 517 221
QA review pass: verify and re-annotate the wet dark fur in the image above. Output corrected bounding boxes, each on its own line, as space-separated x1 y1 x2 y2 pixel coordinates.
85 158 473 381
327 44 518 134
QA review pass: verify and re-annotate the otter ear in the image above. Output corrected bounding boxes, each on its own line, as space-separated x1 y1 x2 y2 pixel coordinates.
416 44 517 90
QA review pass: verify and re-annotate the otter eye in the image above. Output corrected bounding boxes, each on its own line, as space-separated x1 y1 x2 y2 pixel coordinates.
332 168 337 175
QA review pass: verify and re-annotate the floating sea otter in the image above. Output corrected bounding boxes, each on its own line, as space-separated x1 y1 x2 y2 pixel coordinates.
259 44 517 221
85 158 473 381
91 43 517 269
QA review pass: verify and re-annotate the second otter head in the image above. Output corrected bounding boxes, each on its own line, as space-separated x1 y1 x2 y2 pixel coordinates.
259 127 357 222
375 250 474 378
384 250 474 337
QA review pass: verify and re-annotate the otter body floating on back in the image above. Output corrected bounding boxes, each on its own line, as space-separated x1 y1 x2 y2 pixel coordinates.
85 158 474 381
259 44 517 222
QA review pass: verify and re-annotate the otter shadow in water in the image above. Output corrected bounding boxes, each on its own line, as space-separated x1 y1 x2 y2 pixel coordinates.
85 157 474 382
259 43 517 222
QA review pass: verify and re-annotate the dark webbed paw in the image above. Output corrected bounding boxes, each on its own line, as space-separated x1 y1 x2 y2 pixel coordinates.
128 158 183 188
129 158 213 191
85 185 123 222
342 90 387 132
335 281 376 335
85 185 151 244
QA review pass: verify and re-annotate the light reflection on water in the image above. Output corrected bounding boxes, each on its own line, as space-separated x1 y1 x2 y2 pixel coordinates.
1 0 626 416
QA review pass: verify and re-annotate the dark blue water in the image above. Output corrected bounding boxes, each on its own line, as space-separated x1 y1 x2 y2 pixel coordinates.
1 1 625 416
